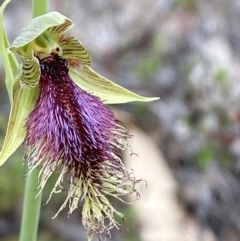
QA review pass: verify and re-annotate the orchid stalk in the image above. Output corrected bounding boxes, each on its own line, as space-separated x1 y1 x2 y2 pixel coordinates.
0 0 159 240
19 1 48 241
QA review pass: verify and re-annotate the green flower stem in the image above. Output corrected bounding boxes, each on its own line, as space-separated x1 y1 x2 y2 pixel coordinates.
19 170 42 241
32 0 48 17
19 1 48 241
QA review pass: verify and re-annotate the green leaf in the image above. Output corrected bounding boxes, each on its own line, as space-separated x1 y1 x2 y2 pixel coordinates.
0 81 39 166
0 0 19 101
69 65 159 104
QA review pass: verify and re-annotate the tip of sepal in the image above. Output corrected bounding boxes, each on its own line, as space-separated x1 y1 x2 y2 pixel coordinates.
135 96 160 102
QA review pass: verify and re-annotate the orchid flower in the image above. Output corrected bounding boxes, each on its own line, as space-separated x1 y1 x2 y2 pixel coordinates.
0 2 158 240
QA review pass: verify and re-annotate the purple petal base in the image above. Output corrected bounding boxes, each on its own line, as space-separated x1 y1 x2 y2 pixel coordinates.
24 55 130 173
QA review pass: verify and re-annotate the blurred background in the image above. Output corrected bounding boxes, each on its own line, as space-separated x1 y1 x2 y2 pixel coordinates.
1 0 240 240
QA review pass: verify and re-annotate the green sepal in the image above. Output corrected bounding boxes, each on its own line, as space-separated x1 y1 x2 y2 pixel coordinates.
0 81 39 166
0 0 19 102
11 11 73 50
69 65 159 104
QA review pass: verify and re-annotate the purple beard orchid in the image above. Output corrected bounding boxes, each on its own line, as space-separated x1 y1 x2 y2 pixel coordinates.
0 7 158 241
25 54 136 238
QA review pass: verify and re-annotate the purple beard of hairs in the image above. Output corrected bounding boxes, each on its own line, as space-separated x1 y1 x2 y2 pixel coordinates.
24 54 129 174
